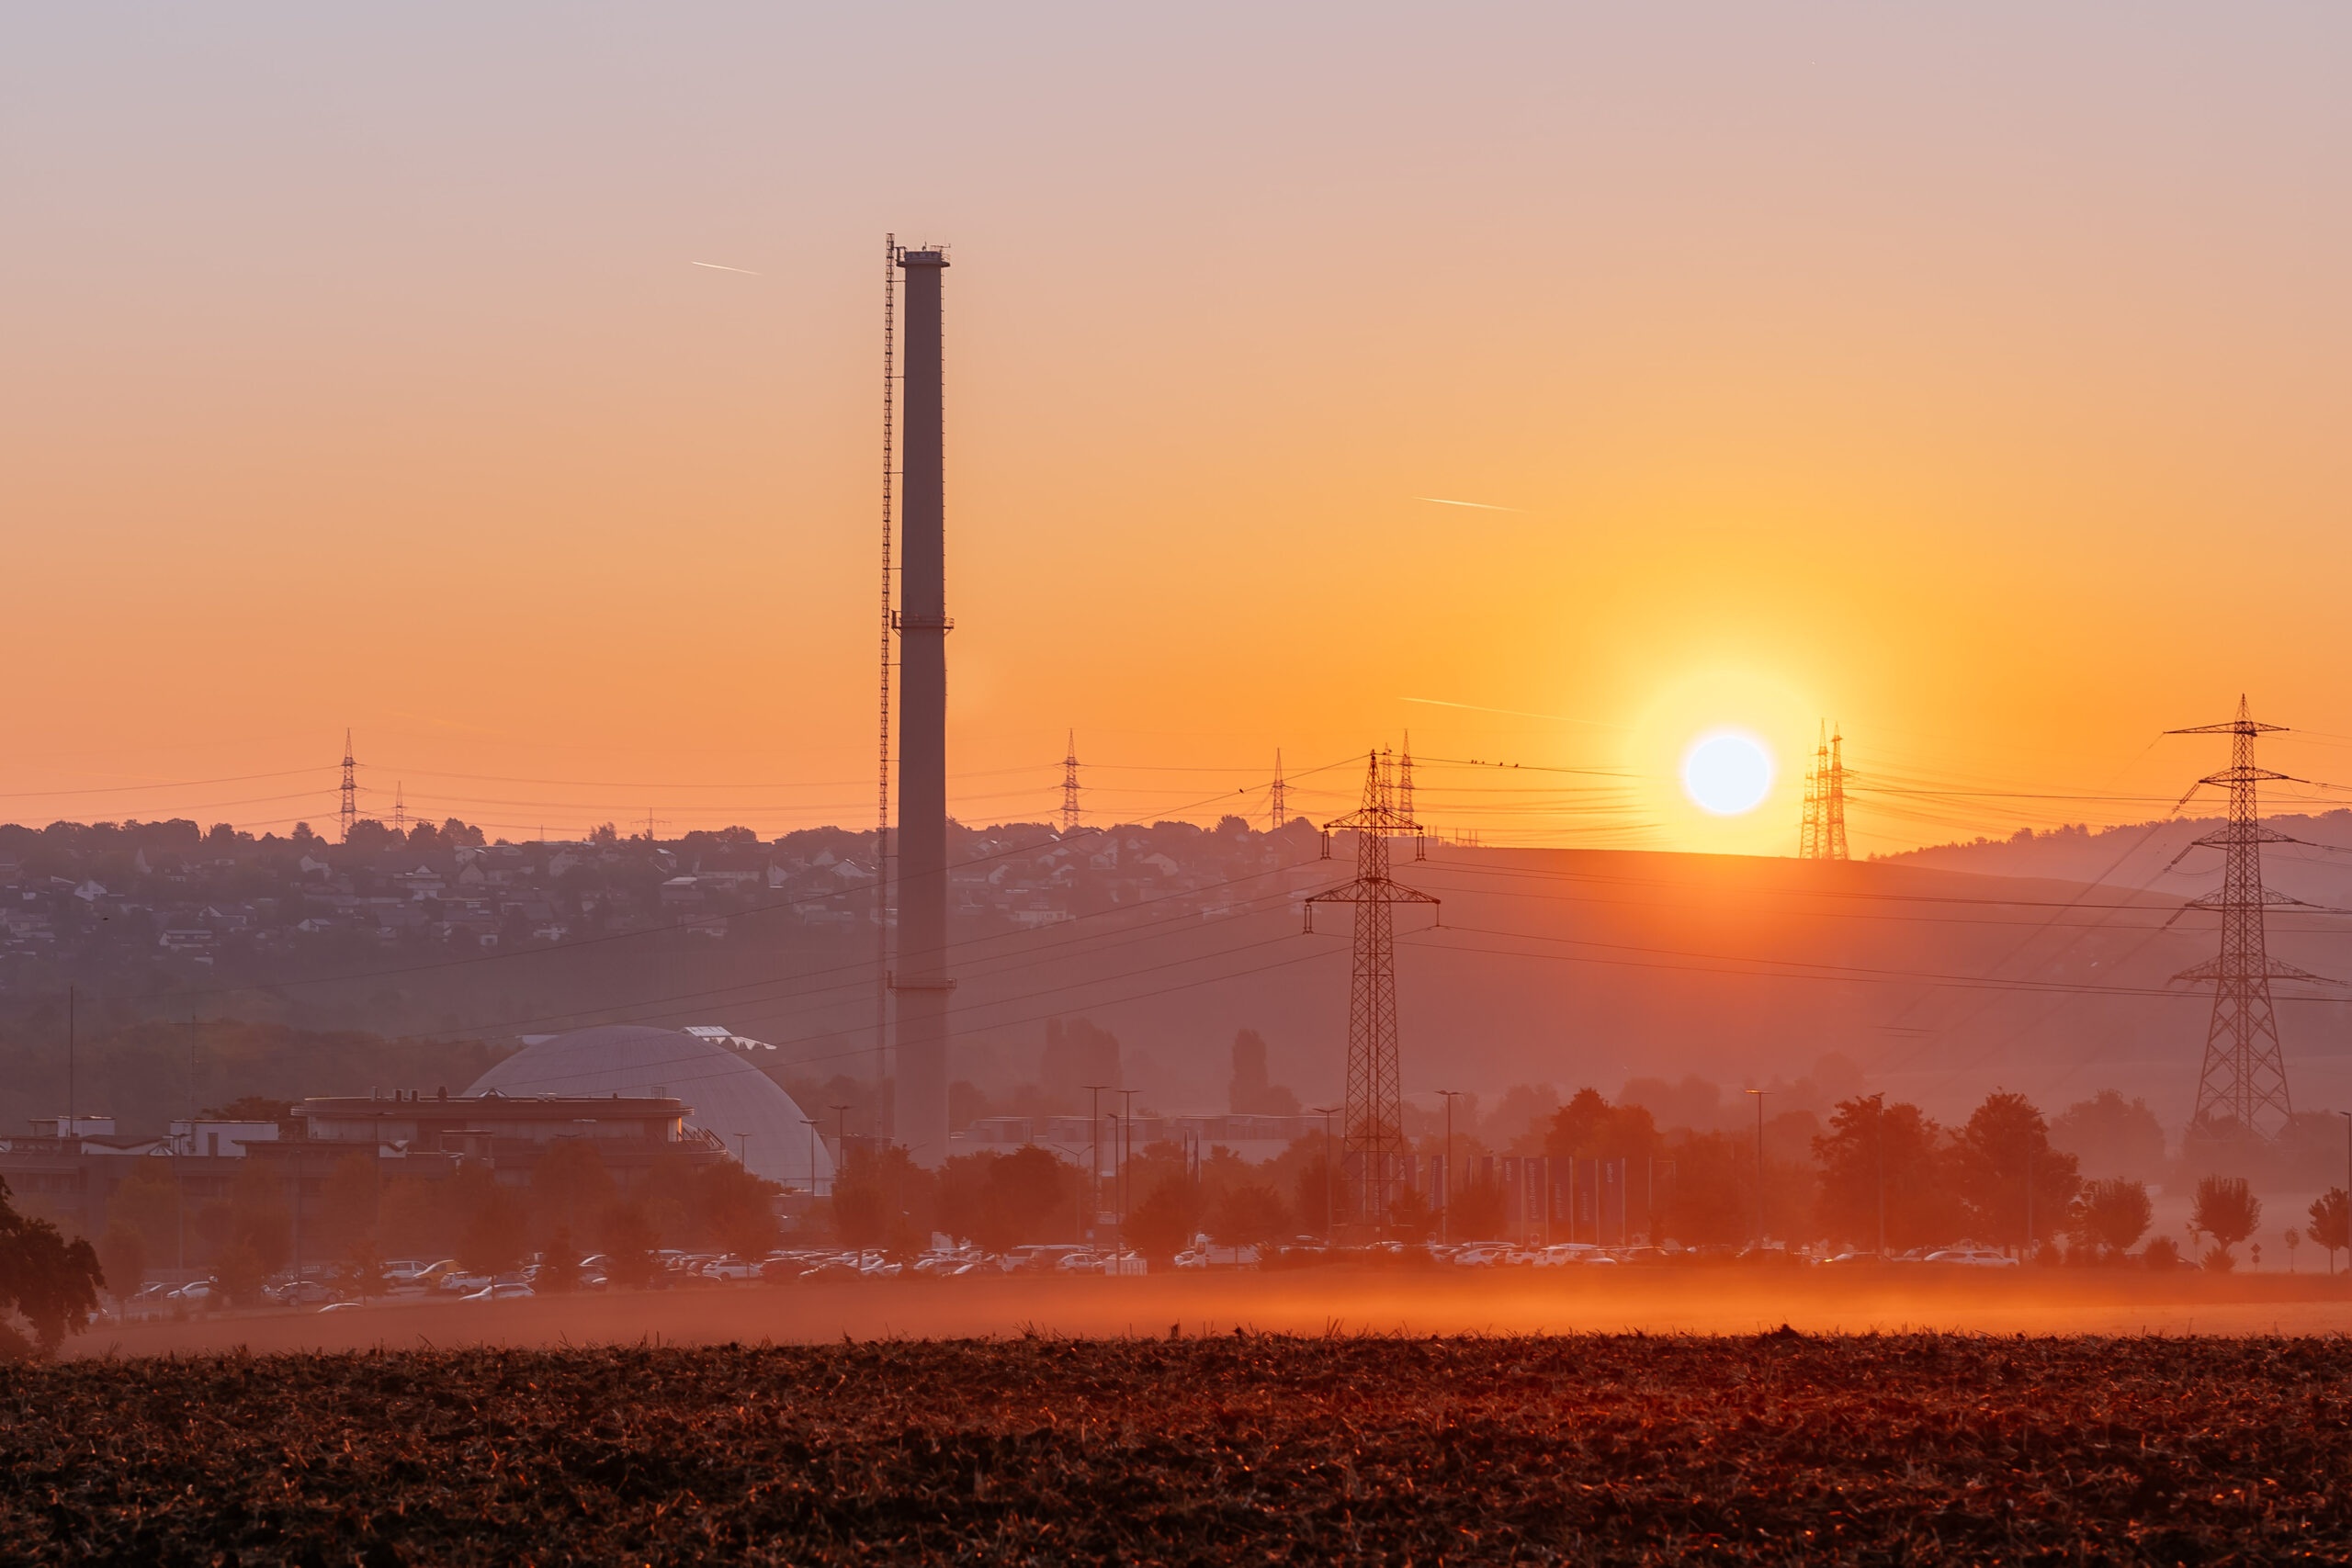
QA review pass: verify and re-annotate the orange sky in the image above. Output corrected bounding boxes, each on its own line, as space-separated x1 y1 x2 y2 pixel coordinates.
6 6 2350 856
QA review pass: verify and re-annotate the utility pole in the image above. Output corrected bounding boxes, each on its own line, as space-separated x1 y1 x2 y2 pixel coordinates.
1116 1088 1139 1232
1306 750 1438 1228
1437 1089 1464 1245
1083 1083 1110 1239
2169 697 2334 1141
1061 732 1082 834
1746 1088 1766 1250
1313 1105 1339 1241
1874 1097 1885 1258
1270 750 1288 832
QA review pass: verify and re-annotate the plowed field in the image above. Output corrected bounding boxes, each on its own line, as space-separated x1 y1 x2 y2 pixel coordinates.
6 1333 2349 1562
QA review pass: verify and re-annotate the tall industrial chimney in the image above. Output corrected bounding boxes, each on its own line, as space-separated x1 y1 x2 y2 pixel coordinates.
892 246 952 1166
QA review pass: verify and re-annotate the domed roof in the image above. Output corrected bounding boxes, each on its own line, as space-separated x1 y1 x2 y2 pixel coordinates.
466 1024 831 1190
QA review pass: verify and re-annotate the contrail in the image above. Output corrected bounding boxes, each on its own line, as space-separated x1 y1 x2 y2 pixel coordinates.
1403 695 1629 731
1416 496 1520 512
691 261 761 275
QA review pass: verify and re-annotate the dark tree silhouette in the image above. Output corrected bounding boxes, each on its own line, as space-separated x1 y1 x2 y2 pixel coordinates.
0 1179 102 1354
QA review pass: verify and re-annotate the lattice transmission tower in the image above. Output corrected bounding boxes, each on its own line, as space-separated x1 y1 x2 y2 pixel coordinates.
1797 721 1849 860
2170 696 2334 1140
1269 749 1287 831
1060 731 1081 833
338 730 358 842
1306 750 1438 1227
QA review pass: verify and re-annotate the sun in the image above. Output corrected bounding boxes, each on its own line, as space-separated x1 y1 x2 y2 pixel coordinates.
1624 667 1816 852
1680 728 1776 816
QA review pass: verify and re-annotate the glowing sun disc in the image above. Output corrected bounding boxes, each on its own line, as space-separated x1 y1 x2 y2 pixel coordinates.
1680 729 1775 817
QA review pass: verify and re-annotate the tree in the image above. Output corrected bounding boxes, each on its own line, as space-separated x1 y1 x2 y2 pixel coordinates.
218 1161 291 1279
600 1202 659 1289
699 1161 781 1259
1125 1177 1203 1262
96 1223 145 1303
108 1157 181 1258
2308 1189 2348 1275
454 1168 527 1276
201 1096 295 1125
1952 1091 2079 1248
832 1144 929 1256
530 1138 616 1247
1450 1172 1507 1242
1387 1184 1434 1244
2144 1235 2182 1270
1544 1089 1659 1164
214 1239 267 1308
1227 1030 1300 1116
1206 1183 1291 1249
2192 1175 2260 1269
378 1177 447 1259
319 1151 379 1257
0 1184 103 1354
1293 1154 1333 1236
337 1235 387 1300
537 1226 582 1294
2066 1179 2154 1258
1812 1096 1959 1252
2048 1089 2168 1182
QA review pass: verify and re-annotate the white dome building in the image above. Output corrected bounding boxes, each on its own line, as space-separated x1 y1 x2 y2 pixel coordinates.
466 1024 833 1191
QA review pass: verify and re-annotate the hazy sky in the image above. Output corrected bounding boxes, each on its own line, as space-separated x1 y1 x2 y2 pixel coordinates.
6 5 2350 854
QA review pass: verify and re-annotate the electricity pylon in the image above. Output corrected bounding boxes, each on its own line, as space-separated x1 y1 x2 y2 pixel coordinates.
1306 750 1438 1226
2170 696 2333 1140
1798 721 1849 860
1269 749 1288 831
1060 731 1081 833
339 730 358 842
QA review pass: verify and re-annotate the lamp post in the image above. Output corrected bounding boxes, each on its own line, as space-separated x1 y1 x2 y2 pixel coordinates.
733 1132 750 1168
800 1117 821 1197
1745 1089 1766 1251
1083 1084 1110 1240
1437 1090 1464 1245
1313 1105 1340 1240
1873 1096 1886 1258
1116 1089 1140 1232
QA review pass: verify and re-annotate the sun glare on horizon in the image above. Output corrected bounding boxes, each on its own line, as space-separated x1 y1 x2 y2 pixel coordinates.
1679 728 1775 817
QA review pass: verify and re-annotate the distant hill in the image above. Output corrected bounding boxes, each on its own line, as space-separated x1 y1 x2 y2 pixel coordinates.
1879 810 2352 908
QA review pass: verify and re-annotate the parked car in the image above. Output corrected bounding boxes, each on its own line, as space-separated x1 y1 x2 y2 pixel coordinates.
703 1258 761 1281
438 1271 496 1295
1531 1244 1611 1269
1924 1247 2018 1269
458 1282 536 1302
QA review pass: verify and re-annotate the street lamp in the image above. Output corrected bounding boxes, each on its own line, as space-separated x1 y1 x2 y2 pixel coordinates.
733 1132 750 1168
800 1118 822 1196
1083 1084 1110 1240
1312 1105 1340 1240
1745 1089 1766 1251
1436 1090 1465 1245
1116 1089 1140 1231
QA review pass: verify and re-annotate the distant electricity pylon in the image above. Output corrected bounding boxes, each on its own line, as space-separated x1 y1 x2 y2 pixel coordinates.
1269 749 1288 831
1306 750 1438 1227
1060 731 1082 833
1798 721 1849 860
338 730 358 842
2170 696 2336 1140
391 783 407 838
